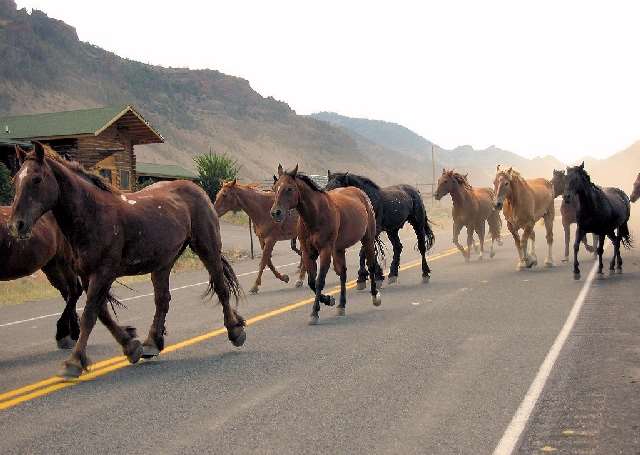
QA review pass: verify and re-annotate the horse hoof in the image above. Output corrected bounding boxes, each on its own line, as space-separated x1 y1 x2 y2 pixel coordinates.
56 335 75 350
616 268 623 274
544 261 554 268
282 274 290 283
142 343 160 359
125 340 143 364
249 287 259 295
308 315 319 325
422 274 430 284
323 295 336 307
372 292 382 307
295 279 304 288
387 275 397 284
598 272 606 280
228 326 246 347
123 325 137 339
336 307 346 316
375 279 384 289
573 272 581 280
478 255 484 261
356 281 366 291
59 362 83 380
517 262 526 270
608 269 615 276
561 258 568 263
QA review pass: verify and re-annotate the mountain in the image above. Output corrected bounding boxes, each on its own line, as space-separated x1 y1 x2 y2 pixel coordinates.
0 0 423 185
582 141 640 192
311 113 565 187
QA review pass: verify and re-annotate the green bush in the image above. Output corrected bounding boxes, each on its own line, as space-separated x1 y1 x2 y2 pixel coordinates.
0 162 13 205
194 151 240 202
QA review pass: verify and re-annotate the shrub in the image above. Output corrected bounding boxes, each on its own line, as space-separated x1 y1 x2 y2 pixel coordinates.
193 151 240 202
0 162 13 205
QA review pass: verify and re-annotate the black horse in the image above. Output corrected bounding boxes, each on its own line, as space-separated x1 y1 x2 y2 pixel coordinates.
563 163 632 279
325 171 435 286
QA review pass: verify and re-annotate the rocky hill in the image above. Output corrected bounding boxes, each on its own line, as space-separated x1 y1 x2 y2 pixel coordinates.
0 0 424 184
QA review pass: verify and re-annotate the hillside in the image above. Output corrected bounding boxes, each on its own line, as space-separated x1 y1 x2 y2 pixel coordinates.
583 141 640 192
0 0 424 184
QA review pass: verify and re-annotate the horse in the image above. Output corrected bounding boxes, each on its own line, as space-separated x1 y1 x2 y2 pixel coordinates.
551 169 597 261
1 206 82 349
325 171 434 286
9 143 245 379
493 166 555 270
631 173 640 203
563 163 632 279
214 179 305 293
434 169 502 261
271 165 381 325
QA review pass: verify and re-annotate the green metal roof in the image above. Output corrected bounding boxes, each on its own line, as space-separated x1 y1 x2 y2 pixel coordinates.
0 105 163 143
136 162 197 180
0 137 32 148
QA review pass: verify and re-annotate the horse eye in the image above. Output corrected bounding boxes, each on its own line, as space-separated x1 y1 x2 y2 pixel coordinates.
286 187 293 192
33 176 42 184
505 182 509 186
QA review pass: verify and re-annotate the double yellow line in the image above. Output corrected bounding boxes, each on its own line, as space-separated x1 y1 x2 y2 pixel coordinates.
0 247 460 411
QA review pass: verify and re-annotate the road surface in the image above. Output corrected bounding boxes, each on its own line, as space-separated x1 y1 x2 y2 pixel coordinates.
0 215 638 454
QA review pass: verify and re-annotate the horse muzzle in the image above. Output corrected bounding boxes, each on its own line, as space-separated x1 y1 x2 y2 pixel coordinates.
270 208 284 223
631 191 639 203
8 219 32 240
494 201 503 211
563 194 572 204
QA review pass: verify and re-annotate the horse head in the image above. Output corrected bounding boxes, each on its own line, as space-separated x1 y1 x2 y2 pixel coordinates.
631 172 640 203
9 142 60 239
213 179 240 216
493 166 513 210
563 162 588 204
324 170 350 191
551 169 566 198
271 164 299 223
434 169 455 200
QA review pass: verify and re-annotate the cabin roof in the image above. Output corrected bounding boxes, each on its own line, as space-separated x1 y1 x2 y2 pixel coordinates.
0 105 164 145
136 162 197 180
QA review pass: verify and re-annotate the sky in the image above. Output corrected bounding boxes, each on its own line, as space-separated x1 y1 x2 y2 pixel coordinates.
16 0 640 162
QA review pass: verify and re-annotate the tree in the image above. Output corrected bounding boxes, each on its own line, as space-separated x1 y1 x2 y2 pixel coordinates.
0 162 13 205
193 151 240 202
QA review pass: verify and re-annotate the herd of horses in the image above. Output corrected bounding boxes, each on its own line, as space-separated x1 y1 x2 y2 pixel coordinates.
1 142 637 379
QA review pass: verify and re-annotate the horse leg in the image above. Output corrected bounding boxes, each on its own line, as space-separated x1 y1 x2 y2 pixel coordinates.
249 237 270 294
356 246 369 290
466 227 474 263
411 221 431 282
387 229 403 283
562 223 570 262
476 223 486 261
543 213 554 267
42 259 82 349
294 257 306 287
265 242 290 285
508 222 525 270
453 221 467 260
304 247 334 313
290 237 301 256
520 226 534 268
608 231 619 274
527 229 538 267
363 236 382 307
573 226 583 279
309 249 333 325
142 268 172 357
593 234 599 257
333 249 348 316
582 231 594 253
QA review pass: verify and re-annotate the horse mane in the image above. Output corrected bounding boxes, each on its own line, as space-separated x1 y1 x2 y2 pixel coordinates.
329 172 381 194
292 172 325 193
34 145 121 194
446 170 473 191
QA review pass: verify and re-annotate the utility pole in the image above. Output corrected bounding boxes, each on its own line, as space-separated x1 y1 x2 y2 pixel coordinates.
431 144 436 205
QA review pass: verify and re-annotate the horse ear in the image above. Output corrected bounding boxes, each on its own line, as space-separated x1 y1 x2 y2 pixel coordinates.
327 170 332 179
496 164 501 172
579 161 584 169
291 164 298 176
14 145 27 165
277 164 284 177
34 142 45 163
442 168 446 175
273 174 278 184
231 178 237 186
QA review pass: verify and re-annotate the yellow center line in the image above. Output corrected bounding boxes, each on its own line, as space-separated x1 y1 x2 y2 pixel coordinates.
0 247 459 411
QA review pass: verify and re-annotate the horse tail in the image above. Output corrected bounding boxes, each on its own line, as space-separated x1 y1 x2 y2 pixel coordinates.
374 235 386 267
488 209 502 240
619 221 633 249
410 190 435 251
205 254 243 304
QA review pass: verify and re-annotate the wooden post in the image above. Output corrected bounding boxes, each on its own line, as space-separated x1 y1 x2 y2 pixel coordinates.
431 144 436 206
248 218 255 259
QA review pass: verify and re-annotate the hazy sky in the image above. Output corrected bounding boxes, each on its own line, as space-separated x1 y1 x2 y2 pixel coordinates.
16 0 640 162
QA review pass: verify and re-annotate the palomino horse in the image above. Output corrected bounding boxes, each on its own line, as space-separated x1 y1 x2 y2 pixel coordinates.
271 165 381 325
631 173 640 203
214 179 305 293
1 207 82 349
325 172 434 285
9 143 245 379
564 163 632 279
494 166 555 269
551 169 597 261
434 169 502 261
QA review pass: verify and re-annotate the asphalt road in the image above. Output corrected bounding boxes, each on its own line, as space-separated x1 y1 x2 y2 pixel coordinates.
0 214 638 454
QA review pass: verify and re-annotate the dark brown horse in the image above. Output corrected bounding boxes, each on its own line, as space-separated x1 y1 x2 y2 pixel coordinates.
9 143 245 379
434 169 502 261
551 169 597 261
1 207 82 349
214 179 305 293
271 165 381 325
631 173 640 203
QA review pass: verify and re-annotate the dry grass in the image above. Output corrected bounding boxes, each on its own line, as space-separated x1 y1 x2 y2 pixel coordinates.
221 211 250 226
0 247 249 307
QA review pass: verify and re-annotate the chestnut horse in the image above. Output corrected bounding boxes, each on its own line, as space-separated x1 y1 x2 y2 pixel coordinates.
1 207 82 349
271 165 381 325
9 143 245 379
434 169 502 261
494 166 555 269
631 173 640 203
551 169 596 261
214 179 305 293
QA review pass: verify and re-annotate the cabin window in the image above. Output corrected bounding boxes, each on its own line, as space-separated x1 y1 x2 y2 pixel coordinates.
120 170 130 189
99 168 112 184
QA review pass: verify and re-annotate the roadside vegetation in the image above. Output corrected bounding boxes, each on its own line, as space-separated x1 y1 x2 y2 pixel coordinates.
194 151 240 203
0 162 14 204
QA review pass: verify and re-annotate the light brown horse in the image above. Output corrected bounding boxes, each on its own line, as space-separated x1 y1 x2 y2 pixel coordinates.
1 207 82 349
9 143 245 379
494 166 555 269
271 165 381 325
214 179 305 293
631 172 640 203
434 169 502 261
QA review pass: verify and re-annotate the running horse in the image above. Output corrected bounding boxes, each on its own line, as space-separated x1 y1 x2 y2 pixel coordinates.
564 163 632 279
9 143 245 379
631 173 640 203
551 169 597 261
434 169 502 262
325 172 434 286
271 165 381 325
493 166 555 269
214 179 305 293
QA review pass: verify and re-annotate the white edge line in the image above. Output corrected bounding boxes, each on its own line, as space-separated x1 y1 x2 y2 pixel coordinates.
492 256 601 455
0 261 300 329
